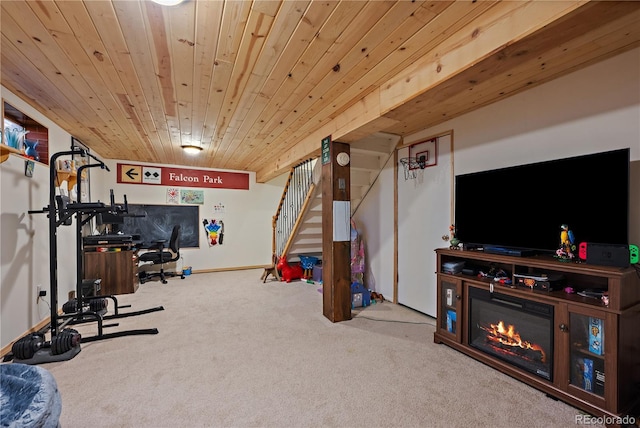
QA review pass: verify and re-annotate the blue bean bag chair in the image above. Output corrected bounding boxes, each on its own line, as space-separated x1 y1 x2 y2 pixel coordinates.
0 363 62 428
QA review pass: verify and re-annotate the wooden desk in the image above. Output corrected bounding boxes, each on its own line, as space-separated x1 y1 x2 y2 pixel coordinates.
84 245 139 295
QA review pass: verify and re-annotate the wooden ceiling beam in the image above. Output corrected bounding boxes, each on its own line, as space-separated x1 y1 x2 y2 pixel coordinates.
256 0 587 182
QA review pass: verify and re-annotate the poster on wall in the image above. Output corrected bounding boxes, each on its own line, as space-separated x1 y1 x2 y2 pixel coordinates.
71 137 91 202
167 188 179 204
203 219 224 247
214 202 225 214
180 189 204 204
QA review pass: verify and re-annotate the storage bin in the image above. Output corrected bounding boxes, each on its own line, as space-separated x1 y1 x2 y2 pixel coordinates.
312 265 322 283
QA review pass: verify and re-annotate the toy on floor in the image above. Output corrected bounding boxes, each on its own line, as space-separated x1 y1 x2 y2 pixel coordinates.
299 255 318 280
351 282 371 308
370 291 385 303
277 256 303 283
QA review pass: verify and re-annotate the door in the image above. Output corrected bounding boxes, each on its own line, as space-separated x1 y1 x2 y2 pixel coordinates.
437 276 462 343
397 134 452 317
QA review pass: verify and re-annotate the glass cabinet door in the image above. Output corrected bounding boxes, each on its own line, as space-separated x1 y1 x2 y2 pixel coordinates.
438 277 462 343
569 312 605 397
564 305 616 409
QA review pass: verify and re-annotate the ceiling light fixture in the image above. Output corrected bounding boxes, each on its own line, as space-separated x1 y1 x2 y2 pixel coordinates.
182 144 203 155
151 0 185 6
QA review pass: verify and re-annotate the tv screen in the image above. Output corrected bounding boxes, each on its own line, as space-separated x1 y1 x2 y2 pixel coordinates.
454 148 629 254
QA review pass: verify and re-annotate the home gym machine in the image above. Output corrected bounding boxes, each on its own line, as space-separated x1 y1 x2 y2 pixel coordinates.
6 147 164 365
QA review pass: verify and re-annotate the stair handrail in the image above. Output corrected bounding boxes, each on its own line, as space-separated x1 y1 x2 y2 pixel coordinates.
279 179 319 258
272 158 315 258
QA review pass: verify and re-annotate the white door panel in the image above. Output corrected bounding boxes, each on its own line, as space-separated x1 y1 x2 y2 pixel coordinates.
397 135 451 317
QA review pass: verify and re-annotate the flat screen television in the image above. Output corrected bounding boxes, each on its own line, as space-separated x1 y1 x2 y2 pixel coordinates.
454 148 629 255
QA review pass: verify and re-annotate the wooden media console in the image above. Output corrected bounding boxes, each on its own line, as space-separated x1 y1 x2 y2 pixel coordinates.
434 248 640 422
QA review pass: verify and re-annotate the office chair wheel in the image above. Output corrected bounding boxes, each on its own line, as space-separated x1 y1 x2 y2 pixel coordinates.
162 279 168 284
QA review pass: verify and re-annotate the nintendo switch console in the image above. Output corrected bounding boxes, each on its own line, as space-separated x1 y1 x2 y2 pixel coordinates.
578 242 636 267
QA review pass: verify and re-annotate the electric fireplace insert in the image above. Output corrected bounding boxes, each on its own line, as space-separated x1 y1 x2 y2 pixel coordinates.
468 287 554 381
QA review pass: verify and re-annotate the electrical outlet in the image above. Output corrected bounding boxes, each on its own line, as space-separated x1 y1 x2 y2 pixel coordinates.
36 285 46 303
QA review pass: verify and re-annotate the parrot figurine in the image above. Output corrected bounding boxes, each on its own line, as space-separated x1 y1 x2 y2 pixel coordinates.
559 224 575 258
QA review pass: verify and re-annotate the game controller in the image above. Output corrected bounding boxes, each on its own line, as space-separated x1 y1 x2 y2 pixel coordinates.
579 242 588 260
630 244 639 264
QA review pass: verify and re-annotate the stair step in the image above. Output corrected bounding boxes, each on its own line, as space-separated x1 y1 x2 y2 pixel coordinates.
298 224 322 239
282 136 394 257
287 247 322 260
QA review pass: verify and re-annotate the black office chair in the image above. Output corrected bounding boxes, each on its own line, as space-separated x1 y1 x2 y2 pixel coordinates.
138 225 185 284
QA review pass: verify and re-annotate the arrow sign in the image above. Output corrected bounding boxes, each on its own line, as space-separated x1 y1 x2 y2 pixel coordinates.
125 168 138 180
116 163 249 189
119 165 142 183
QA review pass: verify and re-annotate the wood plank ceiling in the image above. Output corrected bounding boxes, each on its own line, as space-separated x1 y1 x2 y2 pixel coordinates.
2 1 639 182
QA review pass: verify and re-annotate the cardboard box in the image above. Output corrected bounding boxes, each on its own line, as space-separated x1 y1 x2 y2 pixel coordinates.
583 358 594 392
446 310 457 334
594 366 605 396
589 317 604 355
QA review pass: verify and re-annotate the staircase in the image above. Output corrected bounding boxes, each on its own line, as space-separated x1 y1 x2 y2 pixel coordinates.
274 132 398 262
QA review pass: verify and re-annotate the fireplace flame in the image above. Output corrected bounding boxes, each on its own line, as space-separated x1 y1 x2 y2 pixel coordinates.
481 320 546 363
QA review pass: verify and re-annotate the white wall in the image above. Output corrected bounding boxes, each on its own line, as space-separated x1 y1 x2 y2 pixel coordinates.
355 47 640 316
352 156 396 303
1 85 287 350
1 86 80 349
95 159 287 271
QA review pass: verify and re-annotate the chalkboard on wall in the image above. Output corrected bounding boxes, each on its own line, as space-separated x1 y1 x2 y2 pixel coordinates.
122 204 200 248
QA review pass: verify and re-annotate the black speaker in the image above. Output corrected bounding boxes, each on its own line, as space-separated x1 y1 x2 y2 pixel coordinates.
585 243 630 268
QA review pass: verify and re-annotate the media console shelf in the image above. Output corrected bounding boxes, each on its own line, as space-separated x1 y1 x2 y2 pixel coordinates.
434 248 640 422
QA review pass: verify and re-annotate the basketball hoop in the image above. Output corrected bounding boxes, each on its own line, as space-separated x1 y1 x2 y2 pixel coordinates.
399 157 426 180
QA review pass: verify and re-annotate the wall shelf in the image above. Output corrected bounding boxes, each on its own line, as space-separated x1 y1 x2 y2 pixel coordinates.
0 144 23 163
1 146 78 192
54 170 78 191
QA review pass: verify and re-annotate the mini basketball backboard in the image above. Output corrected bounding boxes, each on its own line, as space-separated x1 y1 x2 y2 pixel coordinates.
400 138 437 180
409 138 437 169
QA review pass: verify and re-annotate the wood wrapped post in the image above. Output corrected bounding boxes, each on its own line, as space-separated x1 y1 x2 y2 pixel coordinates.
321 137 351 322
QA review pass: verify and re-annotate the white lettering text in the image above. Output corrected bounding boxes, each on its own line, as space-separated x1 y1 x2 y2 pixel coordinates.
169 172 199 183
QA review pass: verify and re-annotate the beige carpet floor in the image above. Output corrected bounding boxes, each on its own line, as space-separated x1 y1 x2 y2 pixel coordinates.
43 269 599 428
